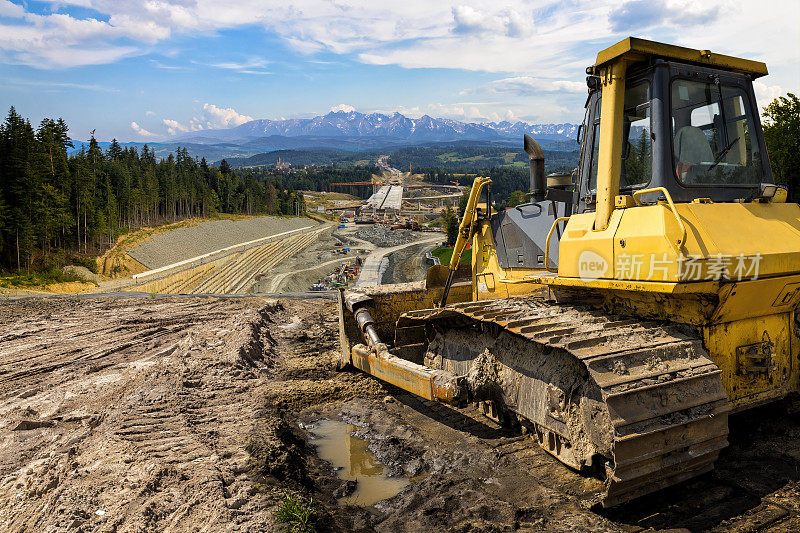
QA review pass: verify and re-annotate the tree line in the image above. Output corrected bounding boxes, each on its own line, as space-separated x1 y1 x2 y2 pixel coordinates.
0 107 306 272
234 164 381 199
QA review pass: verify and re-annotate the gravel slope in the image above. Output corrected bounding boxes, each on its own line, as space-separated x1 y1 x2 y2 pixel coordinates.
129 217 315 269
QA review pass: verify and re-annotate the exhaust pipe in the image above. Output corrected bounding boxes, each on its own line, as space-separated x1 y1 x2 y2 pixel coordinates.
524 134 546 201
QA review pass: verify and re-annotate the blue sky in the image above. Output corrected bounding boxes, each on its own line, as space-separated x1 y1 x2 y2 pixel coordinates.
0 0 797 142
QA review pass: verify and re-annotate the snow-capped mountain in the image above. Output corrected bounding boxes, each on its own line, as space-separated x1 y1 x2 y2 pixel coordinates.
176 111 579 145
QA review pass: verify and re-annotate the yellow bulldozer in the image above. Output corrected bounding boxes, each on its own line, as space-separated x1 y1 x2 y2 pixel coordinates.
338 37 800 507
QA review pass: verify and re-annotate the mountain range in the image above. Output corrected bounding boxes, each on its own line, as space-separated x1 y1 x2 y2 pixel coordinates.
174 111 579 146
72 112 579 162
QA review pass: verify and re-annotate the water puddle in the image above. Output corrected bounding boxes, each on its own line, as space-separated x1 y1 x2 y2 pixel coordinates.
310 419 409 506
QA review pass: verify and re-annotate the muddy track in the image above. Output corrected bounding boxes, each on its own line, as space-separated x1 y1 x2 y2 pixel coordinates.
0 298 287 531
396 297 731 507
1 297 798 532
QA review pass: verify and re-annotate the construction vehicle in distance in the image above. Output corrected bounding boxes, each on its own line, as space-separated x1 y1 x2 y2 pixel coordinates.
338 37 800 507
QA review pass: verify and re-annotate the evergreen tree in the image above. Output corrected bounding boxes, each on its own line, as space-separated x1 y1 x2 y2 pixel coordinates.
0 107 346 272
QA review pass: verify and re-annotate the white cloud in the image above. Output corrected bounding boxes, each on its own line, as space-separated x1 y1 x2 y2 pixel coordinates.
0 77 117 92
329 104 356 113
608 0 721 33
157 103 254 135
0 0 25 18
162 118 189 135
200 103 253 128
753 81 787 105
145 110 155 116
149 59 186 70
451 6 532 37
207 57 270 74
130 121 157 137
0 9 140 68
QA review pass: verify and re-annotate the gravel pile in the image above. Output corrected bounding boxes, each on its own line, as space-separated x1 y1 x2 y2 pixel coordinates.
352 225 418 247
62 265 101 283
129 217 315 269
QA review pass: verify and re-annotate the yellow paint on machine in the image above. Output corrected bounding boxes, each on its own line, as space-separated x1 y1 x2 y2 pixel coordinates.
594 37 768 78
705 313 796 409
556 201 800 283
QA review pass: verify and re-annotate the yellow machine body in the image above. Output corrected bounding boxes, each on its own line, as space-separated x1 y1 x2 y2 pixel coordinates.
472 200 800 408
465 38 800 412
339 37 799 506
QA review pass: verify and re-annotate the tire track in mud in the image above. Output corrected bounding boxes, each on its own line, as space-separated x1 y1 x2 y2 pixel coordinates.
0 297 288 531
2 297 799 532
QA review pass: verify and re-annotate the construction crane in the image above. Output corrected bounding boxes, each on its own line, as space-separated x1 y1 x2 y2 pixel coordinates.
337 37 800 508
330 181 388 186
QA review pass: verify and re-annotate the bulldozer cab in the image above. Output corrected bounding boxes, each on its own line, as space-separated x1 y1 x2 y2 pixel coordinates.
575 38 775 220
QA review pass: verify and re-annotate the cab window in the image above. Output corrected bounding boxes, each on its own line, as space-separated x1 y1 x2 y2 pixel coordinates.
671 79 763 185
588 81 651 192
621 82 651 189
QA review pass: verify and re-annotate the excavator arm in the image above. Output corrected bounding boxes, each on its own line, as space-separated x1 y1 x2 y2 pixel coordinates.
439 176 492 307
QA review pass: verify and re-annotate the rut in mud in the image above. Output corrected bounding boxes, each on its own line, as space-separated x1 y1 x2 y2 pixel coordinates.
0 297 799 532
0 298 287 531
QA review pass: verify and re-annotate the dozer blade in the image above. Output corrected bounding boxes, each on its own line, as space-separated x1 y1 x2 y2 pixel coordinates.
338 264 472 370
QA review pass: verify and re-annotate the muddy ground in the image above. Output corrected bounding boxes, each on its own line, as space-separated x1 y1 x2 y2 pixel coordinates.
249 227 369 293
380 242 437 285
0 297 798 532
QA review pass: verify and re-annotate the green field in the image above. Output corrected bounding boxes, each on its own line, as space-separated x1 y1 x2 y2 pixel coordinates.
431 246 472 266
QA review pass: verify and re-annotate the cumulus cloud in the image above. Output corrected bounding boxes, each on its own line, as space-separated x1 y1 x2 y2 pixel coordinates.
0 0 25 18
200 103 253 129
329 104 356 113
158 103 253 135
130 121 157 137
0 8 139 68
452 6 532 37
162 118 189 135
753 81 787 105
609 0 721 32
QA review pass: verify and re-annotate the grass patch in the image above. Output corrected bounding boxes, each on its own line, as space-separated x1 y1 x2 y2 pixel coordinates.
432 246 471 266
274 491 323 533
0 268 85 289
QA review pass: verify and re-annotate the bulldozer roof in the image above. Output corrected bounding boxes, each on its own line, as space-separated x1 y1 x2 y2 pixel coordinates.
594 37 768 78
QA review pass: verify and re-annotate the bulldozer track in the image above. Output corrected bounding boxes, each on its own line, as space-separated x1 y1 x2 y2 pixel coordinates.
395 296 731 507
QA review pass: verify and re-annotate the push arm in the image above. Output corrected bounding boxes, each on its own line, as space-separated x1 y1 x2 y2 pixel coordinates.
439 176 492 307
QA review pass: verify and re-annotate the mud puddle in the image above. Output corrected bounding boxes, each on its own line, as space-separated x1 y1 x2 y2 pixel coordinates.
310 419 409 506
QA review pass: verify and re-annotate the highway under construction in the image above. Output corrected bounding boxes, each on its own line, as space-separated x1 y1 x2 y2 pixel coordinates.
329 158 466 221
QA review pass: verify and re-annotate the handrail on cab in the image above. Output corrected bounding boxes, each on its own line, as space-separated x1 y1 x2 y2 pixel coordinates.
632 187 686 252
544 216 571 273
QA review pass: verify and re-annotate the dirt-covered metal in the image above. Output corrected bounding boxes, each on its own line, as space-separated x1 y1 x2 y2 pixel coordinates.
394 297 730 507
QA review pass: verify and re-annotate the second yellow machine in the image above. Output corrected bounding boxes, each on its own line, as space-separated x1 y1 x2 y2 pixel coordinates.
338 37 800 507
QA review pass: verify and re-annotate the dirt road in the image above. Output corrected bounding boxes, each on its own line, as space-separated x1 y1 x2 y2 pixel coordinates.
379 241 438 284
356 236 441 287
1 297 798 532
